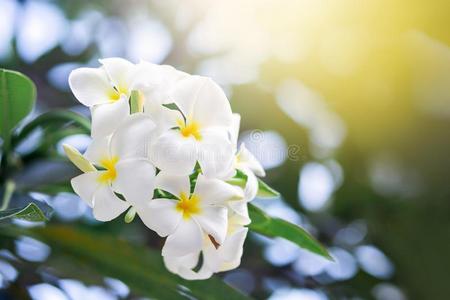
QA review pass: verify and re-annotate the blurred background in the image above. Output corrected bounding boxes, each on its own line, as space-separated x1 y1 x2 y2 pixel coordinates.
1 0 450 299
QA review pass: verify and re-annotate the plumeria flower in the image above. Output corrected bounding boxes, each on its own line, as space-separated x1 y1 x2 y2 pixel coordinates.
138 172 243 258
149 76 235 178
69 58 137 138
70 114 156 221
163 213 249 280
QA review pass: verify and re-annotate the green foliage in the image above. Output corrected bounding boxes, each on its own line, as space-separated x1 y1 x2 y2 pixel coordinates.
248 204 332 261
256 179 280 198
0 203 49 222
0 70 88 224
12 110 91 146
0 181 52 222
227 170 280 198
0 69 36 152
11 225 249 300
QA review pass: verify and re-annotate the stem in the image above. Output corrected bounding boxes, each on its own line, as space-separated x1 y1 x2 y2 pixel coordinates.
12 111 91 147
1 180 15 211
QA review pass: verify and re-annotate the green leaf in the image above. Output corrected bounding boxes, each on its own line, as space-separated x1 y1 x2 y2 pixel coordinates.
162 103 180 110
227 170 280 198
4 225 249 300
0 185 53 223
0 69 36 152
0 202 49 222
256 179 280 198
248 204 333 261
12 110 90 147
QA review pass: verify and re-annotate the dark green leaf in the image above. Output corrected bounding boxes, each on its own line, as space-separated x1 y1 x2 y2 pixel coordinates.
0 69 36 152
5 225 249 300
12 110 90 147
162 103 180 110
248 204 333 261
0 202 49 222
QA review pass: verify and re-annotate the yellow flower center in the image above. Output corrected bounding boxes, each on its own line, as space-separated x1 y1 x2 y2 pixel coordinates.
176 192 201 219
177 119 202 140
108 85 128 102
97 156 119 184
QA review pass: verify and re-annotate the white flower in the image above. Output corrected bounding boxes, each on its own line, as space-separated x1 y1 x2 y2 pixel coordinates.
138 172 243 258
70 114 156 221
163 213 249 280
69 58 140 138
66 59 265 280
149 76 235 178
69 58 190 138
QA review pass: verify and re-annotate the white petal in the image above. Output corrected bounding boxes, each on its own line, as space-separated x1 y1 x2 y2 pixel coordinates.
83 136 111 165
110 113 155 159
154 172 190 198
202 226 248 272
70 172 101 207
217 227 248 272
194 175 243 206
163 252 213 280
68 67 113 106
162 218 203 257
92 185 129 221
138 199 181 237
113 158 155 206
164 251 200 273
150 130 198 176
142 92 181 134
197 129 234 178
191 77 233 128
177 265 214 280
172 76 232 128
194 206 228 245
131 61 163 87
228 200 251 226
99 57 135 91
237 143 265 177
170 75 205 117
230 113 241 147
131 62 166 88
131 62 187 93
242 168 258 200
90 96 130 138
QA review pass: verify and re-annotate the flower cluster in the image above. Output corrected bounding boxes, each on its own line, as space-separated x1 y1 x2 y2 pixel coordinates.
64 58 265 280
